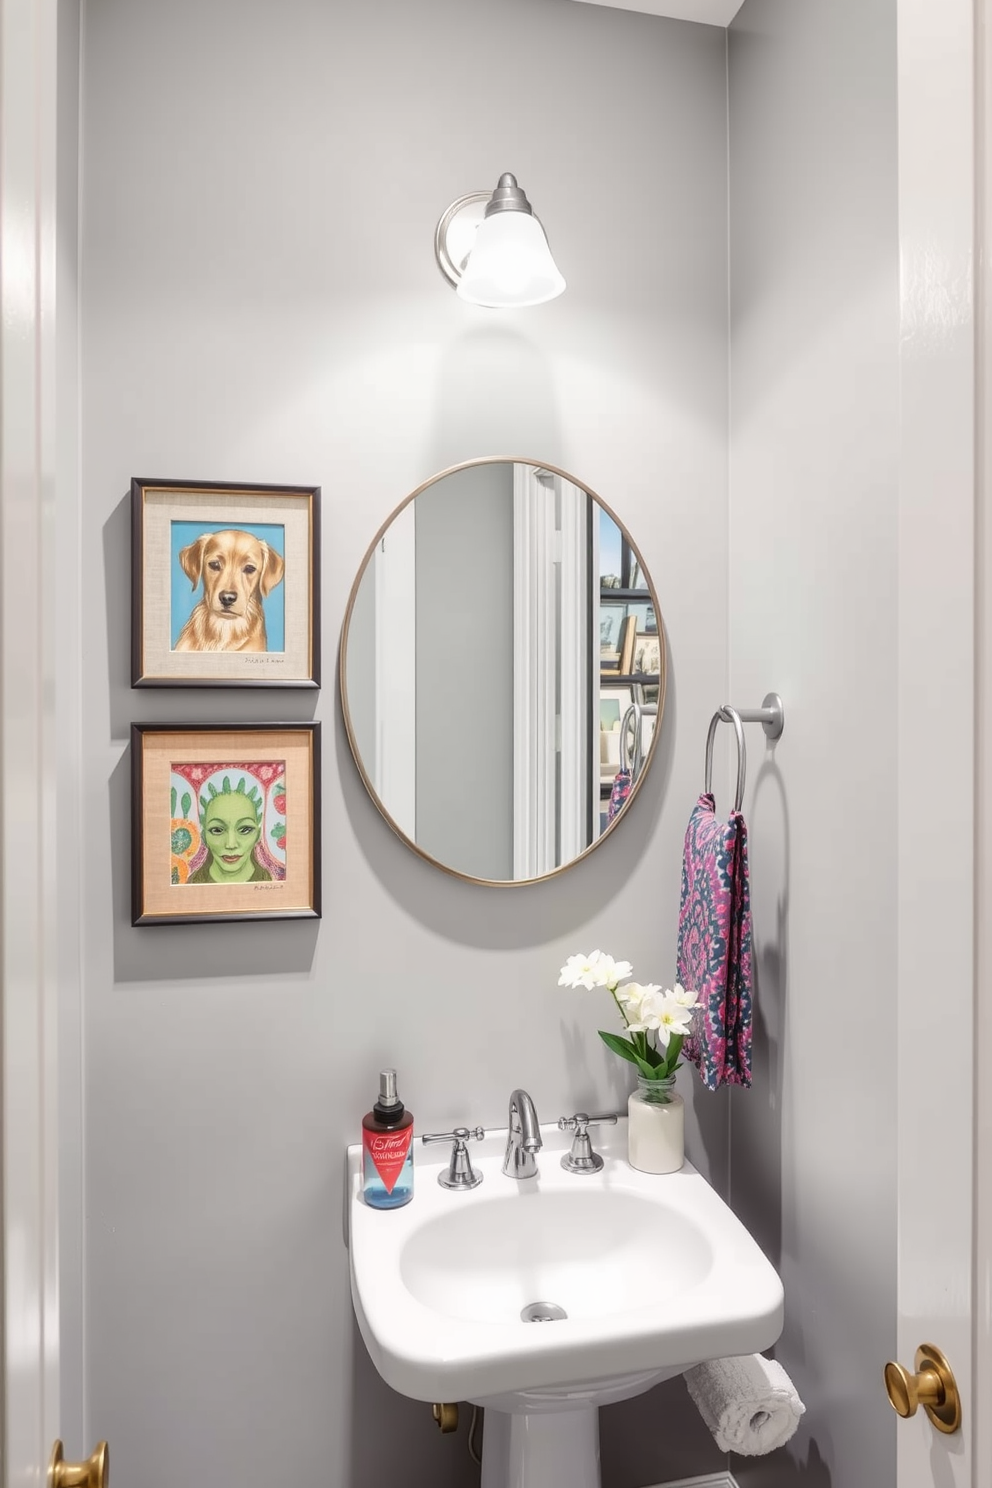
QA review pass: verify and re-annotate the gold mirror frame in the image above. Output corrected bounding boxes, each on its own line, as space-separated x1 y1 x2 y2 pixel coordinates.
338 457 667 886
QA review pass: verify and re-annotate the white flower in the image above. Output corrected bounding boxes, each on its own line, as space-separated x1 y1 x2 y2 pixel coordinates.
671 982 700 1009
558 952 603 989
558 950 633 992
593 953 634 991
625 987 696 1044
616 979 658 1009
619 982 665 1030
653 993 696 1048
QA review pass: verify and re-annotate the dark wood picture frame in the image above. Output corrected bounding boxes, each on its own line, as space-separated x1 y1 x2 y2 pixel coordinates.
131 477 321 688
132 722 321 926
632 632 662 678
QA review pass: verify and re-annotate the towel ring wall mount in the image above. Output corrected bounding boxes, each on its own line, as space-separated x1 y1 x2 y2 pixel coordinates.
704 692 784 813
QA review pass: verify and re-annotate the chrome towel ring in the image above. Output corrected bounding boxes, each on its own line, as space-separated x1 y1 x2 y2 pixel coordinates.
620 700 658 781
703 693 785 813
705 707 747 812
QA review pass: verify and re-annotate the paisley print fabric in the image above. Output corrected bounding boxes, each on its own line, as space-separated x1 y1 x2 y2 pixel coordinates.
607 768 633 822
677 792 753 1090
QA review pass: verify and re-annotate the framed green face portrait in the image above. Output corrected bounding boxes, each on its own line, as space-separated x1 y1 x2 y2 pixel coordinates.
131 722 321 925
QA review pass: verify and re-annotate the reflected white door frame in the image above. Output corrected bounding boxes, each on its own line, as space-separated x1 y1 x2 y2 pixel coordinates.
557 478 591 865
374 505 417 843
513 465 558 879
512 466 590 879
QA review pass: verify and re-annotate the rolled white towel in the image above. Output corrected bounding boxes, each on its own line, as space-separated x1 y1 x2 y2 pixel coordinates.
683 1354 805 1456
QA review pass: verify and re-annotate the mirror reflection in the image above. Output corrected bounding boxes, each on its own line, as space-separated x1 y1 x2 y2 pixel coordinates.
340 460 665 884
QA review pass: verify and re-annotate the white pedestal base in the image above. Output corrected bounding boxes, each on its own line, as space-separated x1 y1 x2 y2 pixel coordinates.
480 1405 601 1488
471 1364 681 1487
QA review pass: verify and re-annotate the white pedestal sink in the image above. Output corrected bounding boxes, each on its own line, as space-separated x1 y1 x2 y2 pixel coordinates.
347 1121 783 1488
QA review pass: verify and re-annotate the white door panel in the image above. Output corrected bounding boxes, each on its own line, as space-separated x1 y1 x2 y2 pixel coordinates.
975 1 992 1482
895 0 976 1482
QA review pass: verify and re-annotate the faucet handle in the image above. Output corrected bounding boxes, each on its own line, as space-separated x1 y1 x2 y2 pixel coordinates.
558 1112 619 1175
421 1126 486 1146
421 1127 486 1190
558 1112 618 1134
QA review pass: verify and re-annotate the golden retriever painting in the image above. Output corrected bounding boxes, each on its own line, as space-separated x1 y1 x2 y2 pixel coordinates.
174 528 285 653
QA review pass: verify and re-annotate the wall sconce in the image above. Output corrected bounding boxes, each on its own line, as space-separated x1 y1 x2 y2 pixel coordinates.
434 173 566 309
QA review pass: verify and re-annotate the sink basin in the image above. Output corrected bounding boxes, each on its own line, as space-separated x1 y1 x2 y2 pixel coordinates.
347 1120 783 1406
400 1188 713 1324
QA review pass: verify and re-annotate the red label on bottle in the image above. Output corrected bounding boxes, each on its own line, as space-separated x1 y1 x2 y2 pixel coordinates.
363 1126 412 1194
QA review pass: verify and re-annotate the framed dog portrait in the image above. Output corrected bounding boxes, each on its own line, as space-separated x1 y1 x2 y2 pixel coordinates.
131 478 320 687
132 722 321 926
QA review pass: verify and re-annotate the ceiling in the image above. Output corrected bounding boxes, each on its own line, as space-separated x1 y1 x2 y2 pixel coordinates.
566 0 745 25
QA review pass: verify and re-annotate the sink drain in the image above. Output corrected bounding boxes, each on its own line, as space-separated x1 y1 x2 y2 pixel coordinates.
521 1301 568 1323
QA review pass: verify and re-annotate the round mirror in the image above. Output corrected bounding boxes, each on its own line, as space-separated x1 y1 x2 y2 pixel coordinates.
340 459 666 885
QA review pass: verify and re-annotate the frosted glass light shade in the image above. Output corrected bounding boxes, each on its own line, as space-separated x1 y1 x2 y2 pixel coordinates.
456 210 566 309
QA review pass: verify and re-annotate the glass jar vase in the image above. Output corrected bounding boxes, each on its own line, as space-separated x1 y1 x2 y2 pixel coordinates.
627 1073 684 1174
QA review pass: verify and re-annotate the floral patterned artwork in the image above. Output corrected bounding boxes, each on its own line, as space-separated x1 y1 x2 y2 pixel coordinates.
170 760 287 886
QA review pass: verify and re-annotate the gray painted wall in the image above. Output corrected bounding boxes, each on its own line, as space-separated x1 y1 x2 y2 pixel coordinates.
78 1 729 1485
727 0 899 1483
414 463 514 879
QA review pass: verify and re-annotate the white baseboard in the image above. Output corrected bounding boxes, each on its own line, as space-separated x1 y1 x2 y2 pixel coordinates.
641 1474 740 1488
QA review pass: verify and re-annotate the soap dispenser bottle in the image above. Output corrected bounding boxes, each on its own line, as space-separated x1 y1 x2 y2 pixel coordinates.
362 1069 414 1209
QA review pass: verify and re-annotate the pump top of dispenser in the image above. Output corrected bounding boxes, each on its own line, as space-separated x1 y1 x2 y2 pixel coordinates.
373 1068 405 1125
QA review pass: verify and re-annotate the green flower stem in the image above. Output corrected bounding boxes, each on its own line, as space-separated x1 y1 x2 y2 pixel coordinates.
595 980 690 1081
609 984 630 1028
654 1033 684 1079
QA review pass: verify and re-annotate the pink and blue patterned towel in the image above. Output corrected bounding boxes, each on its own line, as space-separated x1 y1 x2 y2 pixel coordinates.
607 768 632 822
677 792 753 1090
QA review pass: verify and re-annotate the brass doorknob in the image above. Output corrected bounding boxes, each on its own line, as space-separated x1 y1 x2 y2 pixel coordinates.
883 1343 961 1434
48 1440 109 1488
432 1402 459 1433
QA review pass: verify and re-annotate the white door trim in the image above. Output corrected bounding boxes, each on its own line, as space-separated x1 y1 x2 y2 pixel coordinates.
975 2 992 1482
53 0 84 1451
1 0 63 1479
896 0 975 1484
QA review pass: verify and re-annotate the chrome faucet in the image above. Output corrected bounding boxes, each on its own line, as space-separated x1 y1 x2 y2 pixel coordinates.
502 1089 542 1178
